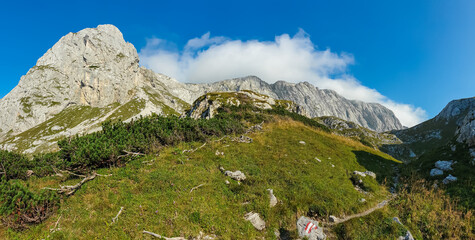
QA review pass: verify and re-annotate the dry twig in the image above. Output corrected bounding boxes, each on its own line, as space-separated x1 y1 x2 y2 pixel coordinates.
111 207 124 224
143 231 186 240
50 215 62 232
190 183 206 193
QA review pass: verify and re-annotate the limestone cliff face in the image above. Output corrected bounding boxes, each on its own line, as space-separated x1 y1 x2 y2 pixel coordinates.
185 76 403 132
0 25 189 153
0 25 189 138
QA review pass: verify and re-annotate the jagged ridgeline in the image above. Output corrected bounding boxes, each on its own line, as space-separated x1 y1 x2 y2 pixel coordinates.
0 24 403 155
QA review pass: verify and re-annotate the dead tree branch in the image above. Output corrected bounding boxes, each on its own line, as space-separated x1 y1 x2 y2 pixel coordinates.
111 207 124 224
119 150 145 158
43 172 109 196
182 142 207 154
50 215 62 232
190 183 206 193
143 231 186 240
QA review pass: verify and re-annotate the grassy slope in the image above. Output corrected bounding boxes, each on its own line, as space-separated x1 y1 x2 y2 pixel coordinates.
3 119 400 239
1 91 185 156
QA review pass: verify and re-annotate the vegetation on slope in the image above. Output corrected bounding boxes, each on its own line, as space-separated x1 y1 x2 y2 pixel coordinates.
2 118 399 239
0 99 472 239
335 179 473 239
401 142 475 209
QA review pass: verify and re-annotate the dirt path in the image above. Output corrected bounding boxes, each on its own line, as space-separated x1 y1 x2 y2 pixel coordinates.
326 194 396 226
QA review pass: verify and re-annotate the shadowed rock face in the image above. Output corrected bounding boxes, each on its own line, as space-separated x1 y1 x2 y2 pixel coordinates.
185 76 403 132
383 97 475 161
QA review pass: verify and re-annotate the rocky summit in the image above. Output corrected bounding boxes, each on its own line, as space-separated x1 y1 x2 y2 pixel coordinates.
0 25 190 153
0 24 402 154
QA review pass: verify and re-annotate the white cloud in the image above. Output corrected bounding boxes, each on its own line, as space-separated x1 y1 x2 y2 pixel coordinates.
139 30 427 127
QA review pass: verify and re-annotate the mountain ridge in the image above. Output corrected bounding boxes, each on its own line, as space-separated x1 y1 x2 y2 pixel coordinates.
185 75 403 132
0 24 404 154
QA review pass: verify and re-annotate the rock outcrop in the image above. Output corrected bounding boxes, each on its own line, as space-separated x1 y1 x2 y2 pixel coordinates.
185 90 308 119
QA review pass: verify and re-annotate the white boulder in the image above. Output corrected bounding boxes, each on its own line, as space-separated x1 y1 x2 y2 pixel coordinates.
430 168 444 176
297 216 326 240
435 160 453 171
442 174 457 184
244 212 265 231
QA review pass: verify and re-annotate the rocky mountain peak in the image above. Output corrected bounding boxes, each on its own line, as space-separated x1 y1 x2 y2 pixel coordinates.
35 24 138 69
435 97 475 121
0 24 174 143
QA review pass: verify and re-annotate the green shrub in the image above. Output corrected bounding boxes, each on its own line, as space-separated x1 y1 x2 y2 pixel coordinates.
57 114 245 171
0 150 31 180
0 178 59 229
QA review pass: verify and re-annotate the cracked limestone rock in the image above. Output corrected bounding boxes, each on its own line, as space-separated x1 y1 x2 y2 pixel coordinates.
244 212 265 231
442 174 457 184
224 170 246 181
267 189 278 207
297 216 326 240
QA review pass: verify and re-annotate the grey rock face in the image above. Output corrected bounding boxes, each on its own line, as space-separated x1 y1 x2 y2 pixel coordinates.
296 216 326 240
435 160 454 171
456 108 475 147
185 76 403 132
430 168 444 176
267 189 278 207
244 212 265 231
435 97 475 121
0 25 136 134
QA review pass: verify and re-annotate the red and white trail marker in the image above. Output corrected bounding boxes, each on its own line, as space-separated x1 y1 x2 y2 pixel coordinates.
305 222 318 233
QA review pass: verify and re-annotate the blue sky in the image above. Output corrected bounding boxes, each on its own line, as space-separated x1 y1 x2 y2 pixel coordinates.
0 0 474 126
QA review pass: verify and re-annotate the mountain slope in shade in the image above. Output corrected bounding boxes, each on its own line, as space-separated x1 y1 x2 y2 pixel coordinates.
385 97 475 161
384 97 475 208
